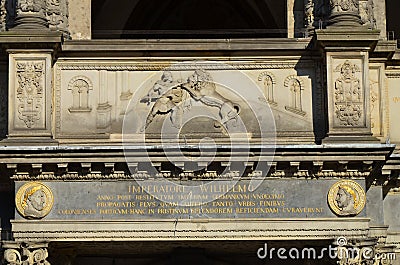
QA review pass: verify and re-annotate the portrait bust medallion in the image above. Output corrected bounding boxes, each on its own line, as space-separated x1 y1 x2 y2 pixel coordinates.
15 182 54 219
327 180 366 216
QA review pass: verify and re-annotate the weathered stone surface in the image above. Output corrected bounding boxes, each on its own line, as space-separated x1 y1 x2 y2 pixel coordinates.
68 0 90 39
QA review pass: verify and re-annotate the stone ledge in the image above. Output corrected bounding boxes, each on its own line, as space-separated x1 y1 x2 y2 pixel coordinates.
315 28 380 49
61 38 313 52
11 218 370 241
0 31 63 44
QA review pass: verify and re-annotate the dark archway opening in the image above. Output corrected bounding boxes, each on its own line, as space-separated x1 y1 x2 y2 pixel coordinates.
386 0 400 45
92 0 287 38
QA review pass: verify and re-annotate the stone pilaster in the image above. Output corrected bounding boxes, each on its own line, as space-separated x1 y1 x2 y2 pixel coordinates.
2 242 50 265
325 51 373 140
96 70 112 133
119 70 132 116
316 18 380 142
13 0 48 30
8 50 53 139
327 0 362 27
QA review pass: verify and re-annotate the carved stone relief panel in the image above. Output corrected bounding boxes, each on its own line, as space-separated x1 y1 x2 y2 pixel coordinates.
57 68 98 137
55 60 315 141
387 70 400 142
369 64 384 138
9 52 52 137
326 52 371 137
334 60 363 127
16 61 44 128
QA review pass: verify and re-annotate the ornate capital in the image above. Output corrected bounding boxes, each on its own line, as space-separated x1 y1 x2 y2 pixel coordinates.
2 242 50 265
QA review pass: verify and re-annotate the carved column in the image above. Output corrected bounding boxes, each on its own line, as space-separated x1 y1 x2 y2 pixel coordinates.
2 242 50 265
13 0 49 30
8 50 53 139
327 0 362 27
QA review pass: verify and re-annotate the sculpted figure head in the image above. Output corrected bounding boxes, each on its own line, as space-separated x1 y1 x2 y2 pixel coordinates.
341 61 355 80
187 69 213 89
335 186 357 215
23 186 46 218
161 71 173 83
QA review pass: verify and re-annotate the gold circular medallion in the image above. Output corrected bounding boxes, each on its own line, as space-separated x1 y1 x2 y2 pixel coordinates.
327 180 366 216
15 182 53 219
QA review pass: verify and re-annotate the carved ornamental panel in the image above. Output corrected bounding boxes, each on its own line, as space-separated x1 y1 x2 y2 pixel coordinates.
327 54 370 132
9 52 52 137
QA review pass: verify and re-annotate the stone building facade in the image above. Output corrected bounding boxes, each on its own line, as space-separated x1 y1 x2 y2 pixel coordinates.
0 0 399 264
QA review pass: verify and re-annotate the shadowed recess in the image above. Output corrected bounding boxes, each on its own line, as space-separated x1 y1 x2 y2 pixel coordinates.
91 0 287 38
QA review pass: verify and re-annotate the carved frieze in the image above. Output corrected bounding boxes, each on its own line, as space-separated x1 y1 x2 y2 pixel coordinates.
333 60 364 127
55 60 315 138
16 61 44 128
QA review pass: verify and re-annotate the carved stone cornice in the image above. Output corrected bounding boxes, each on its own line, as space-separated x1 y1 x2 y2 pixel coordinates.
0 144 393 182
